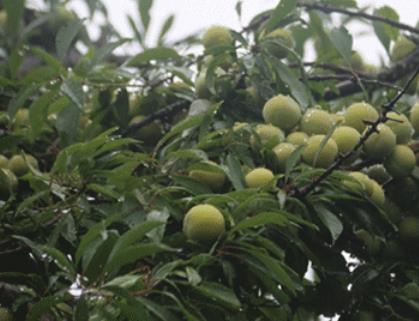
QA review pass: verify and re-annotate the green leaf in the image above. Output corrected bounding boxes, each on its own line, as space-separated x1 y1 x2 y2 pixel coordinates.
4 0 25 38
158 15 174 44
55 19 84 61
224 154 245 191
314 205 343 244
55 102 81 145
327 26 353 64
30 47 65 75
7 84 37 118
61 77 85 110
91 38 130 67
193 282 241 310
74 296 89 321
231 211 289 232
373 6 399 52
264 0 297 32
40 245 76 276
127 47 180 66
26 296 63 321
139 0 153 32
29 91 56 138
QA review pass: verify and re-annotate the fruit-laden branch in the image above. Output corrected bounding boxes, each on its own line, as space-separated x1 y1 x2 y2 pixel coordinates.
290 66 419 198
297 1 419 35
122 100 190 135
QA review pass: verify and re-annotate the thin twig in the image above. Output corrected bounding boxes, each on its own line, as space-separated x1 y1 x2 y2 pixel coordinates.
306 74 402 90
291 66 419 198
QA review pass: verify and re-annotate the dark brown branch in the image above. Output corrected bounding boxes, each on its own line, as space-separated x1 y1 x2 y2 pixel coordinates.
306 74 402 90
298 1 419 36
291 66 419 198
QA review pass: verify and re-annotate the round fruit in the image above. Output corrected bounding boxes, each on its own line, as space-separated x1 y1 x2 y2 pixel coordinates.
183 204 225 243
384 144 416 178
0 307 12 321
344 172 374 196
331 126 361 154
410 102 419 133
363 124 396 160
0 169 18 200
262 95 302 131
8 155 38 177
302 135 338 168
350 51 364 71
370 180 385 207
195 71 211 99
399 217 419 242
245 168 275 188
252 124 285 147
365 164 391 184
263 28 294 59
331 113 345 125
273 143 297 172
286 131 308 146
14 109 29 127
300 108 333 135
344 102 378 133
391 36 416 61
0 155 8 168
202 26 233 51
129 116 163 145
189 162 226 190
385 112 413 144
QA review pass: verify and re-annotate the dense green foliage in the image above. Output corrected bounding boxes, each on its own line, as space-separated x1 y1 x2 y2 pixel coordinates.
1 0 419 320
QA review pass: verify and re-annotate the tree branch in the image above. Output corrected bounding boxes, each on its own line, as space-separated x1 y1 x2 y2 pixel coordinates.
290 66 419 198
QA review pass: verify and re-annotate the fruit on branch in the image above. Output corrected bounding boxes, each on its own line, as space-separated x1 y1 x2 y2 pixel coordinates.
344 172 374 195
183 204 225 243
262 95 302 131
0 169 18 200
384 144 416 178
273 143 297 172
251 124 285 147
189 161 226 190
331 126 361 154
300 108 333 135
286 131 308 146
129 116 163 145
331 113 345 125
370 180 385 206
0 307 12 321
365 164 391 184
302 135 338 168
363 124 396 160
263 28 294 59
385 112 413 144
195 71 211 99
0 155 8 168
202 25 233 51
398 217 419 242
245 168 275 188
410 102 419 133
8 155 38 177
391 36 417 61
13 109 30 128
344 102 379 133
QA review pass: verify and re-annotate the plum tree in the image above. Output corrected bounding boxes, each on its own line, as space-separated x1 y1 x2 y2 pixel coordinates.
273 143 297 172
398 217 419 242
410 102 419 133
8 155 38 177
183 204 225 243
263 28 294 59
391 36 416 61
262 95 302 131
245 168 275 188
189 162 226 190
363 124 396 160
385 112 413 144
252 124 285 147
331 126 361 154
302 135 338 168
384 144 416 178
286 131 308 146
344 102 379 133
300 108 333 135
202 25 233 51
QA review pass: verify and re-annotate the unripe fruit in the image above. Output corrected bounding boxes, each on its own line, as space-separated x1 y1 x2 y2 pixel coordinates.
344 172 374 196
245 168 274 188
202 26 233 51
331 113 345 125
0 169 18 199
384 144 416 178
300 108 333 135
0 307 12 321
385 112 413 144
129 116 163 145
0 155 8 168
410 103 419 133
344 102 378 133
331 126 361 154
263 28 294 59
302 135 338 168
8 155 38 177
195 71 211 99
252 124 285 147
391 36 416 61
14 109 29 127
399 217 419 243
363 124 396 160
370 180 385 207
273 143 297 172
350 51 364 71
262 95 301 131
286 131 308 146
189 161 226 190
365 164 391 184
183 204 225 243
